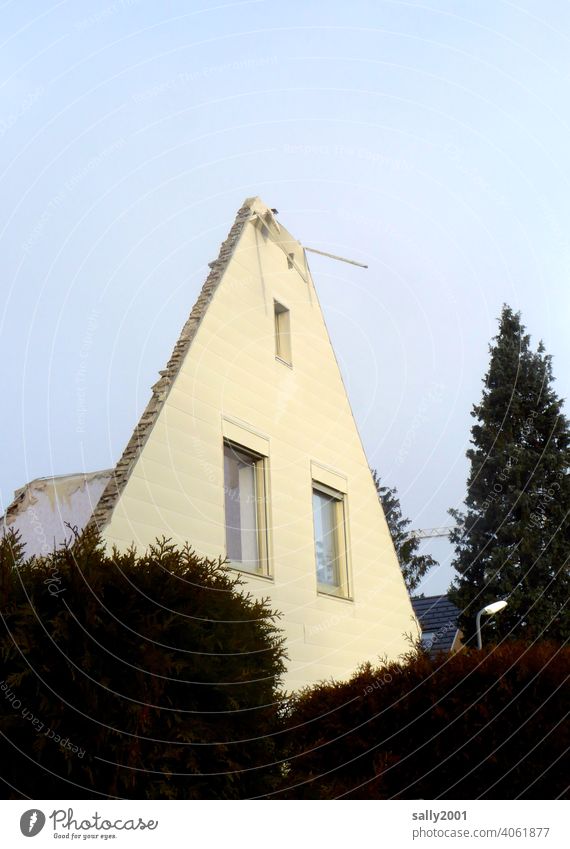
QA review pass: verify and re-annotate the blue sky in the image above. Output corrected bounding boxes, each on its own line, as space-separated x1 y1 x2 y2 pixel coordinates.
2 0 570 593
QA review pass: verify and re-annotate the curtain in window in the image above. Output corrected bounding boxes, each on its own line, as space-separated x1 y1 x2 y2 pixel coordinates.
224 444 259 569
313 489 339 586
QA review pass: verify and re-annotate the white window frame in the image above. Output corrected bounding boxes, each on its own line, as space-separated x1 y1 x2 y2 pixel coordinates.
222 437 271 579
274 300 292 365
312 480 351 599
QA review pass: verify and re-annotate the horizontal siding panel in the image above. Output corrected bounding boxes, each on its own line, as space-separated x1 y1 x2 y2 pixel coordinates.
122 475 222 524
129 451 223 499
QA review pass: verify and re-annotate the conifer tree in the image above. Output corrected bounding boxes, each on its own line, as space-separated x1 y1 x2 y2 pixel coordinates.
372 470 437 593
449 305 570 645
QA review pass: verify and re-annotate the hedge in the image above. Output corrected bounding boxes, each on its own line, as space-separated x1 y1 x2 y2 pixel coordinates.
278 641 569 799
0 530 286 799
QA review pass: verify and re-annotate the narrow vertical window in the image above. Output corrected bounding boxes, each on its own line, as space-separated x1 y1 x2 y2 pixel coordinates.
312 483 349 597
223 441 268 574
274 301 292 364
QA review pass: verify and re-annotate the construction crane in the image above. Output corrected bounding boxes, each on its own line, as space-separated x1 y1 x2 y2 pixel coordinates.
405 526 455 541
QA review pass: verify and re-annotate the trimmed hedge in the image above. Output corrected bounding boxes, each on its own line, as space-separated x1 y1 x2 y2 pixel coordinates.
279 642 569 799
0 530 286 799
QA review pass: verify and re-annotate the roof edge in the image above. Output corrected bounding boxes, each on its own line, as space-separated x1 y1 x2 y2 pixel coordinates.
86 197 258 535
1 469 114 527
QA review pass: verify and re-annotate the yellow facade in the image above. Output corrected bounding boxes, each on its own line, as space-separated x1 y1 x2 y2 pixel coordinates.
101 198 418 690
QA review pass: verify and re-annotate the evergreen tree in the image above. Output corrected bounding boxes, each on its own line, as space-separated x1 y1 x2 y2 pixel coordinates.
372 470 437 593
449 305 570 645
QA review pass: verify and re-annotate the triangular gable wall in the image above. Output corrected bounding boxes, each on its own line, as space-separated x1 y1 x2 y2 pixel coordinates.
92 197 418 689
88 199 254 534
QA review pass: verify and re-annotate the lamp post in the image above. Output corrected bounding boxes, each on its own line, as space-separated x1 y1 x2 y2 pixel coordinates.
475 600 508 649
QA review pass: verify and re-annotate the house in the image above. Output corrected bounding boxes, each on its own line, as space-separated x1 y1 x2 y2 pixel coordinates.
3 197 419 689
1 470 112 558
411 594 462 657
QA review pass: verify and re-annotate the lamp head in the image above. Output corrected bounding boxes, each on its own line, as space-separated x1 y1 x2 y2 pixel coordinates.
482 600 508 616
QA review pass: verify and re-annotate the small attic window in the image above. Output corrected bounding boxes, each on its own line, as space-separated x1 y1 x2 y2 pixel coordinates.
274 301 292 365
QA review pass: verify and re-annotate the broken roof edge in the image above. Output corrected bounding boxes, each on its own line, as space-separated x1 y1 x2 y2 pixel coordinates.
85 196 267 536
14 468 112 493
1 469 114 526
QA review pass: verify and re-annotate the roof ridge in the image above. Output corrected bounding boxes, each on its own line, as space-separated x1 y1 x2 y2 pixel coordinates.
412 594 449 602
86 197 257 534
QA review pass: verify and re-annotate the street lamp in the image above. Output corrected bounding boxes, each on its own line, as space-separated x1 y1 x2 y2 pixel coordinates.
475 600 508 649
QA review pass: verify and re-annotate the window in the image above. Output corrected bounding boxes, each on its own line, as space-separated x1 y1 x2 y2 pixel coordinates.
312 483 350 597
223 441 269 575
421 631 436 650
274 301 291 364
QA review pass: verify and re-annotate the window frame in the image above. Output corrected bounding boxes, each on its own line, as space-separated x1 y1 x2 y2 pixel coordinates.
223 439 271 579
273 300 292 365
312 480 351 599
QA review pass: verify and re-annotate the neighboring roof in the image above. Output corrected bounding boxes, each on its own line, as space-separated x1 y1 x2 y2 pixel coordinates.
1 470 113 526
411 594 460 654
1 470 114 557
86 197 266 535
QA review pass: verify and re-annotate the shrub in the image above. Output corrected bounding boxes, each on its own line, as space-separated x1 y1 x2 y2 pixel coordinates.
0 529 286 799
279 642 569 799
